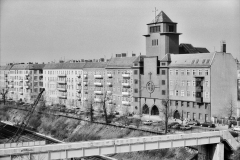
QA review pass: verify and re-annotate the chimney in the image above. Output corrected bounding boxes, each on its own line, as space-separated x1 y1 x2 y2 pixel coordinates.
220 40 226 53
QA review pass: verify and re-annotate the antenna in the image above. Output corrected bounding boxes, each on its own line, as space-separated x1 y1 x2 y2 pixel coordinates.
152 7 158 23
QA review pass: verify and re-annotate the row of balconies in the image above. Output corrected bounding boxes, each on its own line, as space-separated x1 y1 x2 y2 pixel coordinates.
55 73 130 79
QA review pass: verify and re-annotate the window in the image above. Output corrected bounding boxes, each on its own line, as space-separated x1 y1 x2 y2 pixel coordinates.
175 70 178 75
202 59 206 64
161 70 166 75
168 25 174 32
181 101 184 107
181 90 184 96
187 102 190 107
161 63 166 66
170 80 173 86
162 90 166 95
134 89 138 93
199 113 202 120
175 90 179 96
192 80 195 86
195 59 199 64
150 25 161 33
169 70 173 75
187 91 190 96
198 70 202 75
181 70 184 75
175 101 178 106
134 70 138 75
205 69 209 76
186 70 190 75
192 70 196 75
135 98 138 102
170 90 173 96
152 39 158 46
187 81 190 86
206 59 210 64
191 60 195 64
181 80 184 86
205 80 209 87
187 112 190 119
205 92 209 98
134 79 138 84
192 91 196 97
162 80 165 85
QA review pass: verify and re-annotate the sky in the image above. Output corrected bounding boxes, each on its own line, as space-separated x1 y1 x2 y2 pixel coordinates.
0 0 239 65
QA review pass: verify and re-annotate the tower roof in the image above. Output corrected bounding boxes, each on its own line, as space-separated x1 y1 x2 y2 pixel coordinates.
150 11 173 24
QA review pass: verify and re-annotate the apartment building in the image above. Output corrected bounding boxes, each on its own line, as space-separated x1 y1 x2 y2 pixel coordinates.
237 62 240 117
0 65 13 92
105 57 139 114
82 62 107 111
43 63 85 108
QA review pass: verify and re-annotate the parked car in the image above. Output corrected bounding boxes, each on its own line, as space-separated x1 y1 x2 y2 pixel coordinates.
232 126 240 132
143 120 153 125
172 124 182 129
200 122 216 128
187 120 200 126
168 122 179 128
128 124 137 128
180 125 192 130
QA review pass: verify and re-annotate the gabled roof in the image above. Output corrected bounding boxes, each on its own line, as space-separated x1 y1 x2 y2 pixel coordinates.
169 53 215 68
11 64 30 70
161 53 171 62
83 62 107 68
106 57 138 68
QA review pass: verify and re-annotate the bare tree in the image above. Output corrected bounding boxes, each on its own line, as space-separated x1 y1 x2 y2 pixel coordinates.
84 96 94 123
161 99 172 134
224 97 236 119
0 88 8 105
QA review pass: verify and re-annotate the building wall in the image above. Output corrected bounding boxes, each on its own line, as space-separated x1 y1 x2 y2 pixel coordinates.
211 52 237 117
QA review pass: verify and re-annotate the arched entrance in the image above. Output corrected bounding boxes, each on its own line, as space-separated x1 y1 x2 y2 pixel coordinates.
142 104 149 114
151 105 159 115
173 110 180 119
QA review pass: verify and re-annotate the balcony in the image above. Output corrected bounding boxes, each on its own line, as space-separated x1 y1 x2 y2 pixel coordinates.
58 95 67 99
122 83 130 87
57 80 67 84
122 74 130 78
94 75 103 79
19 79 23 82
83 97 88 101
77 75 81 78
94 98 102 103
19 86 23 89
8 85 13 88
25 86 29 89
19 92 23 95
77 81 82 86
57 88 67 92
94 91 103 95
24 79 29 82
76 89 81 93
122 101 131 106
106 82 112 86
107 91 112 95
83 74 88 79
107 74 112 78
58 74 67 77
196 97 203 103
94 82 102 87
122 92 130 96
78 98 81 101
83 82 88 86
108 100 113 104
195 86 203 92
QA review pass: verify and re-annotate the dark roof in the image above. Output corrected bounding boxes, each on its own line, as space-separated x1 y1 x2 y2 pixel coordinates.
179 43 199 53
148 11 174 24
106 57 138 68
29 64 46 70
195 47 210 53
43 63 86 69
84 62 107 68
11 64 29 70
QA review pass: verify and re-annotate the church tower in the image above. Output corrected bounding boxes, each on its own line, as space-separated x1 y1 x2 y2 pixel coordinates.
143 11 181 59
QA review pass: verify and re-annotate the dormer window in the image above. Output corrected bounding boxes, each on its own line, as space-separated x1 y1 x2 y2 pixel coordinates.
195 59 199 64
202 59 206 64
206 59 210 64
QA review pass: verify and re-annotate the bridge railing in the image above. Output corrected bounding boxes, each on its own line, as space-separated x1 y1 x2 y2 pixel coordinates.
0 141 46 149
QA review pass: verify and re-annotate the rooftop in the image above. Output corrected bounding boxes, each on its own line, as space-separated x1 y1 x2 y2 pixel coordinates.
106 57 138 68
43 62 86 69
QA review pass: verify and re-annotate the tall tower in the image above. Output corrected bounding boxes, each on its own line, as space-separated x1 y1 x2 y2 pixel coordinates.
143 11 181 59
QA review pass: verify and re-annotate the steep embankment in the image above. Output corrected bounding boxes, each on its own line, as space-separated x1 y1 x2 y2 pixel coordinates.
0 106 197 160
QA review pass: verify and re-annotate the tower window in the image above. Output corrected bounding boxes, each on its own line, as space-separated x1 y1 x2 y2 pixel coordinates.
152 39 158 46
168 25 174 32
150 25 161 33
